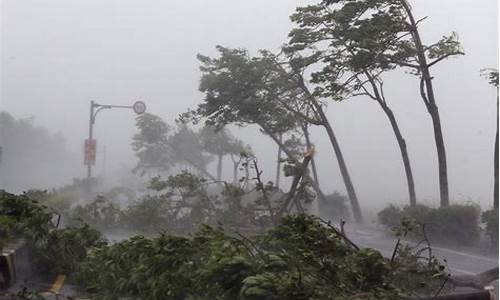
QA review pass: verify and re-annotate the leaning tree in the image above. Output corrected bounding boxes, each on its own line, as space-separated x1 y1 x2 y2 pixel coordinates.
183 46 328 208
286 0 419 206
256 50 364 222
186 46 364 221
288 0 463 207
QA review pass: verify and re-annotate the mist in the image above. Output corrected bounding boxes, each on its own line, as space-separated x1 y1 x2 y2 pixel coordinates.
0 0 498 213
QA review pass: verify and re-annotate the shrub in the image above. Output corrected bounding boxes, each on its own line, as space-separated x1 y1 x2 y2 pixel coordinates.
68 195 124 231
0 190 54 242
0 190 107 277
378 204 481 246
482 208 498 249
377 204 402 228
317 191 351 221
31 224 107 275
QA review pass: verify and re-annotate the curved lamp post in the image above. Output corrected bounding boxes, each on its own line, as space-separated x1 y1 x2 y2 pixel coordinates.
86 100 146 178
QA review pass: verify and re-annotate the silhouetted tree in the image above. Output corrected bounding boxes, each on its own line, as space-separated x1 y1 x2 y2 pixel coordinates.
132 113 215 180
199 126 246 181
0 111 74 191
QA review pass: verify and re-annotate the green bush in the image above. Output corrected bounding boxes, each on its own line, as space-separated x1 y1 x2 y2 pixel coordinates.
378 204 481 246
31 224 107 275
0 190 54 242
0 190 107 277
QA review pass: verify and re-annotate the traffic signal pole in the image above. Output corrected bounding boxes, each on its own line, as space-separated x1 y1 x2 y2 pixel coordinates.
85 100 146 178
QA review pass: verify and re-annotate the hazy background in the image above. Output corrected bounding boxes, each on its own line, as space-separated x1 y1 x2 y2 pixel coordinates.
1 0 498 211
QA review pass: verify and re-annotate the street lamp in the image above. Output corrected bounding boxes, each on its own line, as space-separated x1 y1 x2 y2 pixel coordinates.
85 100 146 178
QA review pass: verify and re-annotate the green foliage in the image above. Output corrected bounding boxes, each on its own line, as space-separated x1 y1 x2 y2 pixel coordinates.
31 224 107 275
66 170 285 236
187 46 304 137
286 0 463 100
0 190 107 277
378 204 481 246
132 113 174 174
481 69 499 87
77 214 445 299
0 190 54 243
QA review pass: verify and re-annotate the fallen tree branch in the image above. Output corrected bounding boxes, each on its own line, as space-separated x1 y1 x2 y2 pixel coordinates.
276 146 315 217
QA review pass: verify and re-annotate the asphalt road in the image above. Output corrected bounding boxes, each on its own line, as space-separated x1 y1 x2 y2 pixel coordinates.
345 225 498 275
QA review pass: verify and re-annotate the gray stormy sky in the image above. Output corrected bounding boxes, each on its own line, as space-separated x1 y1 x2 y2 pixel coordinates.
1 0 498 210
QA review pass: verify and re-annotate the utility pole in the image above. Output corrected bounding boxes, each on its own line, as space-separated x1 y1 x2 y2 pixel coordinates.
86 101 95 178
85 100 146 178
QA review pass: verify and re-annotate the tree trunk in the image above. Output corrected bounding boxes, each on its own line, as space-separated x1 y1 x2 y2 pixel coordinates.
258 122 324 199
244 163 250 189
275 134 283 189
313 103 364 223
363 69 417 206
233 160 239 184
495 90 499 209
292 72 363 222
379 102 417 206
402 0 449 207
428 105 449 207
302 124 326 202
217 154 223 181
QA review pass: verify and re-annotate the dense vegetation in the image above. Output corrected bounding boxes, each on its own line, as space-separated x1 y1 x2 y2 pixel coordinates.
0 190 106 277
76 214 447 300
0 189 448 300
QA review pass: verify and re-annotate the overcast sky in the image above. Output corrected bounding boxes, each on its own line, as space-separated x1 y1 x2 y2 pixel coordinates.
1 0 498 211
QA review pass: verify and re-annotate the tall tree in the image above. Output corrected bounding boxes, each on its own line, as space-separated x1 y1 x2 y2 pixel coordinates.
482 69 499 209
399 0 463 207
290 0 463 207
258 51 364 222
286 1 417 206
132 113 173 175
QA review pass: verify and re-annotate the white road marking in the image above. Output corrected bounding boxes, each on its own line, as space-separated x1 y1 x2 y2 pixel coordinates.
351 228 498 264
425 245 499 263
448 268 476 276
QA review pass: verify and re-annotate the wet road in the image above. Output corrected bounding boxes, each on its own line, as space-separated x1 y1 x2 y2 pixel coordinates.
345 225 498 275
